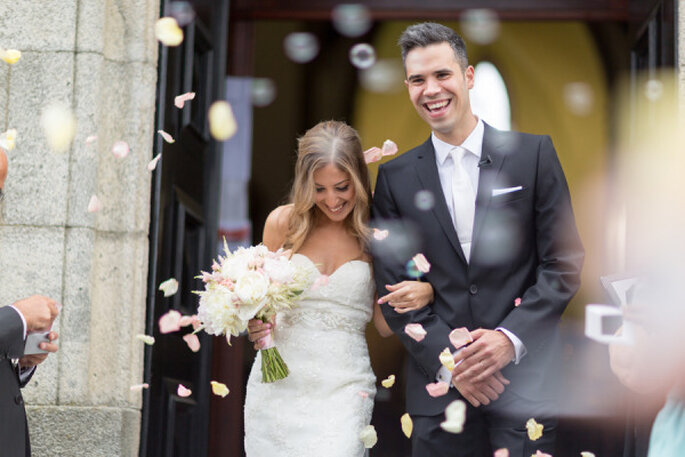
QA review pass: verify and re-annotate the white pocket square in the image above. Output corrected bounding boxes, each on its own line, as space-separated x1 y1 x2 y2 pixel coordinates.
492 186 523 197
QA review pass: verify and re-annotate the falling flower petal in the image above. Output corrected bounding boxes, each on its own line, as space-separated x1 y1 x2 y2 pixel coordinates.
112 140 130 158
177 384 192 397
147 153 162 171
130 383 149 391
412 253 431 273
531 452 552 457
87 195 102 213
526 418 544 441
136 334 155 345
449 327 473 349
401 413 413 438
441 399 467 433
363 146 382 164
358 390 369 398
159 278 179 297
405 323 427 342
183 333 201 352
155 17 184 46
425 381 450 397
514 297 522 306
41 104 76 152
359 425 378 449
157 129 175 143
580 452 596 457
439 347 455 371
381 374 395 388
210 380 229 397
381 139 398 156
179 314 198 327
0 48 22 65
372 228 389 241
208 101 237 141
174 92 196 109
494 449 509 457
311 275 329 290
159 309 182 334
0 128 17 151
85 135 97 144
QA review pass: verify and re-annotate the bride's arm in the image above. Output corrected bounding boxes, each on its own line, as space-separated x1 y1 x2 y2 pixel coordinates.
373 299 394 338
376 281 434 314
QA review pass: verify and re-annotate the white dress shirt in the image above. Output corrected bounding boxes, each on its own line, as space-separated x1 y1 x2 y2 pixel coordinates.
432 119 526 384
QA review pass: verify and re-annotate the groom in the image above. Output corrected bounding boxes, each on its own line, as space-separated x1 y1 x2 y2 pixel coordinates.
372 23 584 456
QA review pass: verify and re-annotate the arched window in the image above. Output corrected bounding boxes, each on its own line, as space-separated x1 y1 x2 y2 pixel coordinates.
470 61 511 131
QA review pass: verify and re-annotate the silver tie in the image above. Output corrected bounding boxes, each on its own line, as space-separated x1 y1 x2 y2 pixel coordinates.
451 146 475 262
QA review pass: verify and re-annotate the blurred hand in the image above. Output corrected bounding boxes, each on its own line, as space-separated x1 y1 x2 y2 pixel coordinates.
19 331 59 368
378 281 434 313
452 370 509 407
13 295 60 332
247 319 272 350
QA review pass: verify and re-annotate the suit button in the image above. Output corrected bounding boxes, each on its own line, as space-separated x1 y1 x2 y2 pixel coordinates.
469 284 478 295
15 394 23 405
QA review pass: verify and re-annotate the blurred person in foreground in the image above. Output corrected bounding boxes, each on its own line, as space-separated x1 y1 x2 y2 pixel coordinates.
0 146 60 456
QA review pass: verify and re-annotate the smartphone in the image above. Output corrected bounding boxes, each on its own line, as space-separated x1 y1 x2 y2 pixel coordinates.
24 331 51 355
585 304 634 345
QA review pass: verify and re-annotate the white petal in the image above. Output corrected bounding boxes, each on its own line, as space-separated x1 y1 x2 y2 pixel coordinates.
359 425 377 448
174 92 196 109
147 153 162 171
87 195 102 213
41 104 76 153
449 327 473 349
135 334 155 345
159 278 179 297
112 141 130 158
129 383 149 391
157 129 175 143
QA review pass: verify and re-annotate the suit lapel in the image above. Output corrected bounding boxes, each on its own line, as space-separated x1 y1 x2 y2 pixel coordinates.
413 138 467 263
472 124 507 256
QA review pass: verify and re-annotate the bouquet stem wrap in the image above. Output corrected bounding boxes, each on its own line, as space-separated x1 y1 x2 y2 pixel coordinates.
258 317 289 383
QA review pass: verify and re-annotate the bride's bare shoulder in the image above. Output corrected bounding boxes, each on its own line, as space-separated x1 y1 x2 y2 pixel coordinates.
263 204 293 250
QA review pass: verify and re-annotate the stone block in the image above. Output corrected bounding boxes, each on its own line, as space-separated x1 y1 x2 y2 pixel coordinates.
0 2 78 52
27 406 141 457
0 64 8 130
4 51 74 226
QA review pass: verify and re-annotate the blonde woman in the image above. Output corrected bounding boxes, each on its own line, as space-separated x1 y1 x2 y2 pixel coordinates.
243 121 433 456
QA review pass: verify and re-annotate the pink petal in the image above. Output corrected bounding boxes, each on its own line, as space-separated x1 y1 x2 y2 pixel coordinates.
85 135 97 144
177 384 192 397
425 381 450 397
531 452 552 457
358 390 369 398
174 92 196 109
112 140 130 158
183 333 201 352
412 253 431 273
514 297 522 307
147 153 162 171
178 314 198 327
311 275 329 290
130 383 149 391
372 228 389 240
87 194 102 213
404 323 427 342
159 310 182 334
363 146 382 164
449 327 473 349
381 139 398 156
494 449 510 457
157 129 175 143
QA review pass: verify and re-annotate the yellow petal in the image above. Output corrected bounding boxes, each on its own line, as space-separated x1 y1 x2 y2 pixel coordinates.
208 101 237 140
0 128 17 151
155 17 184 46
526 418 544 441
359 424 377 448
135 334 155 345
41 104 76 153
157 129 175 143
439 347 455 371
580 453 596 457
210 380 229 397
1 49 22 65
400 413 413 438
381 374 395 388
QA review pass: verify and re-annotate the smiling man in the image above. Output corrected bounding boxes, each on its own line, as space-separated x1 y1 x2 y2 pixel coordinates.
372 23 584 456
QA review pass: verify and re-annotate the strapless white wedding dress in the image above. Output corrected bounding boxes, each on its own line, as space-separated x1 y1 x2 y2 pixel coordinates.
244 253 377 457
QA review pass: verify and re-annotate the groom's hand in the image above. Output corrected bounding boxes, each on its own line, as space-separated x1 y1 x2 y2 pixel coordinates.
451 370 509 407
452 329 515 383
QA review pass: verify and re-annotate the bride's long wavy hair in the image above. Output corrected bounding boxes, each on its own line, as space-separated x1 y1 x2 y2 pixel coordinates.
284 120 372 254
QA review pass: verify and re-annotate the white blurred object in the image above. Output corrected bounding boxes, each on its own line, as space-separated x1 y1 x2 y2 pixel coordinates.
470 62 511 131
332 4 372 37
460 9 500 45
585 304 634 345
283 32 319 63
349 43 376 69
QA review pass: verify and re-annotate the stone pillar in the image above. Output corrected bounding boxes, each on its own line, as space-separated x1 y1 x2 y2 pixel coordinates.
680 0 685 105
0 1 160 455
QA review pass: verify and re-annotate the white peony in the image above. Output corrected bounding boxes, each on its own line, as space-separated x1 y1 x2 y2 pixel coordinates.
234 270 269 321
263 257 295 283
197 285 237 335
220 254 250 281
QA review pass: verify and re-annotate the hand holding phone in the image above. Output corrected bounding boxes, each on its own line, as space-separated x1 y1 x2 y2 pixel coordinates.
24 331 51 355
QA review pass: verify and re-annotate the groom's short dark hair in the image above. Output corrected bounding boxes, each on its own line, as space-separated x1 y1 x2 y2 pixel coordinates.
398 22 468 70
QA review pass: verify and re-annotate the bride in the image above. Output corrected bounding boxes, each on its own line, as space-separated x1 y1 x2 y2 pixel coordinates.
244 121 434 456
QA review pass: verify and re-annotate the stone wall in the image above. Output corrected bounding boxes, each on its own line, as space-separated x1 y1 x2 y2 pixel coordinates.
0 1 160 455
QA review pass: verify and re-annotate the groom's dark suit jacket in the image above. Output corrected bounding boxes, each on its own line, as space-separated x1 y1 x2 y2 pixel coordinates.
372 124 584 416
0 306 31 456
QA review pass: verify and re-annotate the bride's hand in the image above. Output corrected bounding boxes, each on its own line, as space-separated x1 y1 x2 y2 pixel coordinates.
247 319 273 350
377 281 434 313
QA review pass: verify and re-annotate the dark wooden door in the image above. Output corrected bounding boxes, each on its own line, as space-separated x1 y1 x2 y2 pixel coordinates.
140 1 229 456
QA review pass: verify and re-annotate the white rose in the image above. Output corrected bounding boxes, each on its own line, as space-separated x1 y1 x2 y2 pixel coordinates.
234 270 269 320
263 257 295 283
220 255 249 281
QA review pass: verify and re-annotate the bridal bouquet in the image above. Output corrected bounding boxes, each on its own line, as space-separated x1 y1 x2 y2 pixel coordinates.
195 242 312 382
